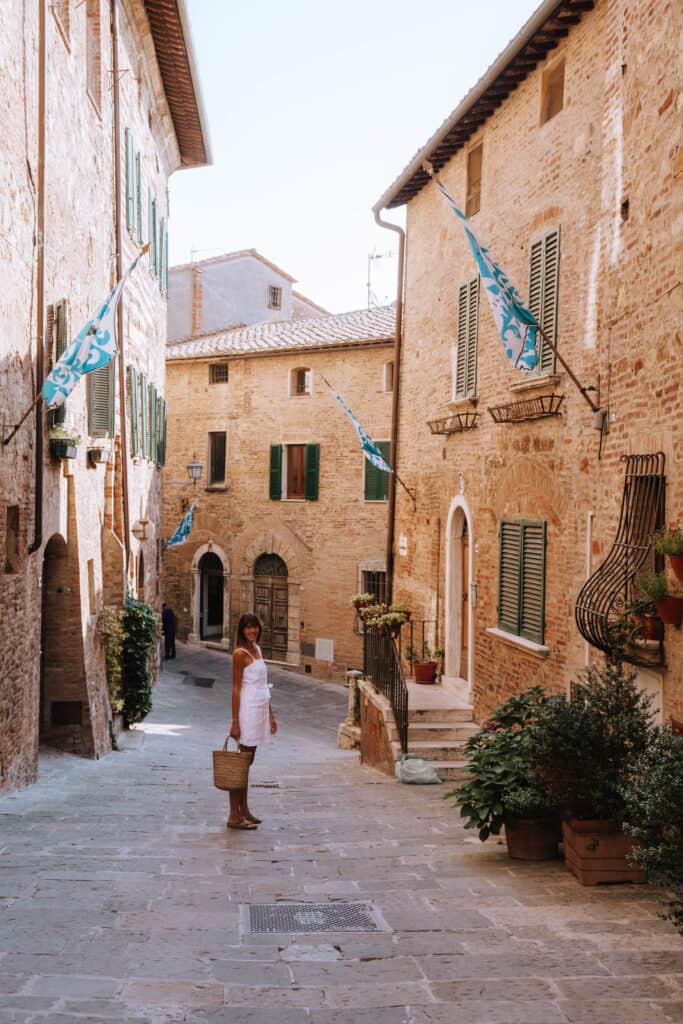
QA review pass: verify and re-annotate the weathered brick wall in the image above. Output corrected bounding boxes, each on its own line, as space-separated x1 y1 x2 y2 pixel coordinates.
0 0 183 791
162 344 393 680
391 0 682 722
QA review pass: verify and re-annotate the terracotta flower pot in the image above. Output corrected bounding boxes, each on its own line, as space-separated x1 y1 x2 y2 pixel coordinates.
669 555 683 584
654 596 683 627
505 818 560 861
637 613 664 641
561 819 646 886
413 660 437 683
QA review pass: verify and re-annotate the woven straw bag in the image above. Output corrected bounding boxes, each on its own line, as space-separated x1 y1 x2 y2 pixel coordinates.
212 736 251 791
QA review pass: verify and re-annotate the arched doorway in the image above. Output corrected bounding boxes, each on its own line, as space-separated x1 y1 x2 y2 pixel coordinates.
137 551 145 601
199 552 224 639
254 553 288 660
445 499 473 701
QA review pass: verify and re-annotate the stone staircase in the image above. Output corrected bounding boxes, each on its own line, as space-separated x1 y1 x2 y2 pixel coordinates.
388 682 478 783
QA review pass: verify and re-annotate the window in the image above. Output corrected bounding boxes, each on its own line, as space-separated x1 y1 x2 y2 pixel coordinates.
269 443 319 501
5 506 19 574
364 441 391 501
51 0 70 44
540 59 565 124
498 519 547 644
208 431 227 484
466 142 483 217
452 276 479 399
125 129 136 231
88 361 115 438
127 366 139 456
362 570 387 605
268 285 282 310
290 367 311 396
383 361 394 393
127 367 166 462
48 300 68 427
528 227 561 373
135 152 143 245
159 218 168 296
149 194 158 275
209 363 229 384
85 0 102 113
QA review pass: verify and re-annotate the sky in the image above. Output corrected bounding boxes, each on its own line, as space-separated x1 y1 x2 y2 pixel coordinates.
169 0 541 314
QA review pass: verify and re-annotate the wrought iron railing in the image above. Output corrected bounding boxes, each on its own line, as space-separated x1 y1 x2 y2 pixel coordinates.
397 618 438 664
575 452 665 667
363 629 408 754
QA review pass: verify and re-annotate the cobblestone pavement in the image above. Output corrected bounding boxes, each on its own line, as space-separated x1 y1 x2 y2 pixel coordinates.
1 643 681 1024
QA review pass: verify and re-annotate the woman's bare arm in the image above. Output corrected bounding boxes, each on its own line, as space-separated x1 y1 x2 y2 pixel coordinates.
230 651 246 738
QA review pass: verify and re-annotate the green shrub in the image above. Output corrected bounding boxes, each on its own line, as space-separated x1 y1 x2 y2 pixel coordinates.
623 729 683 936
121 595 160 725
97 606 125 713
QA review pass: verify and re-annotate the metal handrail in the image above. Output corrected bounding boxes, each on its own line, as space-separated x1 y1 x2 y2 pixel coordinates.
363 629 408 754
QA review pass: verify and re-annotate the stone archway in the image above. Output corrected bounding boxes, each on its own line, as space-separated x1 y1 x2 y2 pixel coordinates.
254 553 288 660
238 529 302 668
189 542 231 647
444 496 474 702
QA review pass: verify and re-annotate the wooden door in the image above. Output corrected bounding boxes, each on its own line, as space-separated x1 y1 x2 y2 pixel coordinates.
461 522 469 680
254 554 288 660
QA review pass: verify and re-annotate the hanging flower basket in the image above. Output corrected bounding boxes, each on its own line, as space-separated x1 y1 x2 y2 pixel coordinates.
50 439 78 460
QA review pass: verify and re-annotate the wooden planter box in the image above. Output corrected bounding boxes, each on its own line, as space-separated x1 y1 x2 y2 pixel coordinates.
505 818 560 861
49 439 78 460
562 819 646 886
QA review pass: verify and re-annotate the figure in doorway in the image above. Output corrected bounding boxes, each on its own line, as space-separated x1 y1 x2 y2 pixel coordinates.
161 603 177 660
228 613 277 830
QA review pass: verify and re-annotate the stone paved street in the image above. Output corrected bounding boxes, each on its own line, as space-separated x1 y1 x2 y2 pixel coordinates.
1 644 681 1023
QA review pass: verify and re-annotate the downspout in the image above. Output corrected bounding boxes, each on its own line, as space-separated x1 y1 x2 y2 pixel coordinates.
372 207 405 605
111 0 130 568
28 0 47 554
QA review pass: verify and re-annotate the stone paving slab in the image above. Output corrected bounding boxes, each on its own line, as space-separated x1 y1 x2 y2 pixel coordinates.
0 642 681 1023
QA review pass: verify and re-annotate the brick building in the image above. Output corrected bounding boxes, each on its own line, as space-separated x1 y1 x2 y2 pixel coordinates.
162 306 395 680
167 249 329 342
0 0 209 791
374 0 681 722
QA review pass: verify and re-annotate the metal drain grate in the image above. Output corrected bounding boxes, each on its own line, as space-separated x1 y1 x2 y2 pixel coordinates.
185 676 215 688
251 782 280 789
248 902 378 934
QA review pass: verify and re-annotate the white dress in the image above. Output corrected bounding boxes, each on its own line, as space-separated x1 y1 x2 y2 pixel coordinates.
236 645 272 747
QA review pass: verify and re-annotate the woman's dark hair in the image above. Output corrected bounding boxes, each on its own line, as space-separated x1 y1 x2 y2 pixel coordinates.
235 613 262 648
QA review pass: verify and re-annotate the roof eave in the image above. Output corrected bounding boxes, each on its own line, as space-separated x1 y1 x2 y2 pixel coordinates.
166 336 395 362
176 0 213 168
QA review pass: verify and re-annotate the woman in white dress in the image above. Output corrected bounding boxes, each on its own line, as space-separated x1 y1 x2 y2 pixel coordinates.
228 614 277 829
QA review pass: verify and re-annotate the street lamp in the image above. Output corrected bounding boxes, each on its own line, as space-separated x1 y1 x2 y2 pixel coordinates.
186 453 203 485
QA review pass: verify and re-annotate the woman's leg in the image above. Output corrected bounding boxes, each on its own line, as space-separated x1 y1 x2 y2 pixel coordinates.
239 746 256 820
228 788 243 825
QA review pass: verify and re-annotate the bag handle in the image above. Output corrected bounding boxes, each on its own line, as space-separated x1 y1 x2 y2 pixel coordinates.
222 735 241 752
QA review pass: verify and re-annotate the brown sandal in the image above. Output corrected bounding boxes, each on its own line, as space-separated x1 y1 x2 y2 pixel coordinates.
227 819 258 830
243 813 262 824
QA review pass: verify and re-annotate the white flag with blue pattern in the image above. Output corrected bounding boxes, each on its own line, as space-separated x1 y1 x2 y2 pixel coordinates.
42 248 146 410
436 181 539 371
334 391 391 474
167 498 198 548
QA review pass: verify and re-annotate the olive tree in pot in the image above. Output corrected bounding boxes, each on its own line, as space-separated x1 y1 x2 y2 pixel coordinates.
445 687 562 860
636 569 683 627
622 728 683 936
653 527 683 585
524 661 655 885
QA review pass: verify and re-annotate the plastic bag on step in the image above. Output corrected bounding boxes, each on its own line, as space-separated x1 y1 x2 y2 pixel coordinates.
395 754 443 785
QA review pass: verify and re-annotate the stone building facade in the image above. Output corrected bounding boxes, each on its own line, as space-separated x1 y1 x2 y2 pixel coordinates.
374 0 682 722
0 0 209 791
162 306 394 681
167 250 329 342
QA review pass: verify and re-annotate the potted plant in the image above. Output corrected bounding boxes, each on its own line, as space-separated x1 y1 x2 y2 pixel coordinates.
622 728 683 936
370 610 407 638
445 687 561 860
525 661 654 884
653 527 683 584
350 593 376 612
87 436 112 466
635 569 683 627
625 596 663 642
390 602 412 621
48 425 81 460
358 602 388 624
405 642 438 683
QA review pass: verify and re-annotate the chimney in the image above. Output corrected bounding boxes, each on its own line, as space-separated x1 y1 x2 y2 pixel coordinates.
191 267 203 337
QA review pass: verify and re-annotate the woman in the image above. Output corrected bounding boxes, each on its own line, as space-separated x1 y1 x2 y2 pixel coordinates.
228 613 277 830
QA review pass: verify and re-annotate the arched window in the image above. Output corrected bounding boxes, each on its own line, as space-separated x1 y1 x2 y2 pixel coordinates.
383 361 394 393
290 367 312 397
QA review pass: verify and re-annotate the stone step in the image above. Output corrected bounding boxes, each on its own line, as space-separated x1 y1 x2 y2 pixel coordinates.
408 740 470 762
407 706 474 724
408 720 479 742
432 759 471 783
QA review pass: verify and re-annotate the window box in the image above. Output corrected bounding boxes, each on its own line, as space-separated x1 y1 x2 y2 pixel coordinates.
50 439 78 461
87 443 112 466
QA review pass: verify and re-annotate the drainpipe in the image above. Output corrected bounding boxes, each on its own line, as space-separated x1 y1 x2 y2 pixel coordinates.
28 0 47 554
372 207 405 605
111 0 130 568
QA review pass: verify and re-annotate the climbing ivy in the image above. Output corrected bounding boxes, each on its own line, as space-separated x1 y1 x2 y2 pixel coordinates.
97 606 125 713
120 595 160 725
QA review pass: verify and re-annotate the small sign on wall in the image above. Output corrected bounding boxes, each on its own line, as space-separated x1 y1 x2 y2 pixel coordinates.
315 638 334 662
398 534 408 556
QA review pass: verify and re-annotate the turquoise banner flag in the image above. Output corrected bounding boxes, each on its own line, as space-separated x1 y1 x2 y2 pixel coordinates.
333 390 391 473
435 181 539 371
167 498 199 548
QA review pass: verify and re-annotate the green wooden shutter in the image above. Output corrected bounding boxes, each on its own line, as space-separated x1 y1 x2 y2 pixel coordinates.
304 443 320 501
159 218 166 294
455 284 468 398
364 442 390 501
139 373 148 459
50 300 68 426
520 521 547 643
135 152 143 244
150 198 158 275
149 382 157 462
528 227 560 373
125 129 135 231
148 189 154 269
454 277 479 398
88 362 115 437
127 365 139 456
163 223 169 296
269 444 282 500
498 520 522 634
157 397 167 465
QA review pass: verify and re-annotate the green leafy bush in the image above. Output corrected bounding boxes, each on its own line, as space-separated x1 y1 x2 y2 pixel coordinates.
121 595 160 725
623 729 683 936
444 686 560 841
97 606 125 713
525 661 655 822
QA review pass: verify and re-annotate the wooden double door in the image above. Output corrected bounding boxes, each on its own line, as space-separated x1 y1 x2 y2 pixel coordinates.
254 554 288 660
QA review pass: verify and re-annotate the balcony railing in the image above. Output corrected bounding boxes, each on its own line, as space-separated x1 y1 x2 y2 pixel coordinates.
363 629 408 754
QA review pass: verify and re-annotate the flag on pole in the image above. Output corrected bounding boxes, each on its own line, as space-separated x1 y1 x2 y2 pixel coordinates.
42 246 148 410
333 390 392 474
435 181 539 371
167 497 199 548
